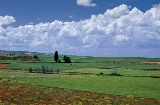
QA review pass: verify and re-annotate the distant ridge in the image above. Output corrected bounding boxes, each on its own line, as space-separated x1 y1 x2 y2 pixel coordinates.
0 50 50 55
0 50 28 54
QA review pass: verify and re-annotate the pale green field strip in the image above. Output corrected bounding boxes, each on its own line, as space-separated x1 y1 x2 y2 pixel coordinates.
66 68 160 77
12 75 160 100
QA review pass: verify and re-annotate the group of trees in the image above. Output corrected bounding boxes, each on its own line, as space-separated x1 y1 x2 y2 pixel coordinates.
0 55 39 61
54 51 71 63
29 65 60 74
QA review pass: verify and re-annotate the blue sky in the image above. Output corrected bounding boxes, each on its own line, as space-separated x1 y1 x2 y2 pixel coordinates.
0 0 160 57
1 0 159 26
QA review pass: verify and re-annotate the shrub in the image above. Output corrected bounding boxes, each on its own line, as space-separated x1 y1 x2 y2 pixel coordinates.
28 67 33 73
58 60 61 63
100 72 103 75
42 65 46 73
56 68 60 74
109 70 122 76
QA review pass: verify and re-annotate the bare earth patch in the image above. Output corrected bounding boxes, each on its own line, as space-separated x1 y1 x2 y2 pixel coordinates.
152 70 160 72
0 64 27 72
0 64 10 69
140 62 160 65
0 69 27 72
140 62 160 71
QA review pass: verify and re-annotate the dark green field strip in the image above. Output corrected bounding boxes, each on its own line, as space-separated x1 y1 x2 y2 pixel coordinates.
4 61 160 72
75 57 160 63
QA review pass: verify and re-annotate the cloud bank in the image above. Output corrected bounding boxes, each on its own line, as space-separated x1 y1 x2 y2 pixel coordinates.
76 0 97 7
0 4 160 57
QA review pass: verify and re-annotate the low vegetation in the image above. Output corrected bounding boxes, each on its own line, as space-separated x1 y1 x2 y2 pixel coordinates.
1 78 159 105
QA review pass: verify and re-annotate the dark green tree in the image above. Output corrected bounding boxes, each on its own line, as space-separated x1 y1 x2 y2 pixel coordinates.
63 55 67 61
54 51 59 63
34 55 39 59
63 55 71 63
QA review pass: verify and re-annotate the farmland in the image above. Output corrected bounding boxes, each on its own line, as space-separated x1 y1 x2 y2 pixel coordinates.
0 54 160 104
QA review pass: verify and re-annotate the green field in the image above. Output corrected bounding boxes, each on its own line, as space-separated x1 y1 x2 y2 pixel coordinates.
1 56 160 101
12 76 160 100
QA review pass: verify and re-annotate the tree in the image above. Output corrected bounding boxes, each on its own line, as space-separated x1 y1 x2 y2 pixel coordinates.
54 51 59 63
34 55 39 59
63 55 71 63
42 65 46 73
63 55 67 62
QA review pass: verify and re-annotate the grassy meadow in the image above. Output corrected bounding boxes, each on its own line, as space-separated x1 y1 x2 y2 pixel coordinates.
0 55 160 104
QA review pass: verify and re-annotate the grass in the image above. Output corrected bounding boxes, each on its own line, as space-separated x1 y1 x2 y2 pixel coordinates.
4 62 108 71
66 68 160 77
75 57 160 63
12 75 160 100
4 61 160 73
0 60 15 64
1 78 159 105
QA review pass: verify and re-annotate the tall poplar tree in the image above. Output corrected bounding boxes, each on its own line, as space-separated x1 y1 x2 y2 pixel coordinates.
54 51 58 63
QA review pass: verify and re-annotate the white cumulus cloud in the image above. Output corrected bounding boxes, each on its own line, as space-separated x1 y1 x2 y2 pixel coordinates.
0 4 160 57
76 0 97 7
0 16 15 26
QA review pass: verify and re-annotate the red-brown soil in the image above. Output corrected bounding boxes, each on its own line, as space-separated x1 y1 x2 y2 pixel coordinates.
139 62 160 72
153 70 160 72
140 62 160 65
0 64 10 69
0 69 27 72
0 64 27 72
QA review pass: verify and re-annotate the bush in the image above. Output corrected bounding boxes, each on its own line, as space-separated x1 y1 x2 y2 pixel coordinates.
41 65 46 73
109 70 122 76
56 68 60 74
29 67 33 73
100 72 103 75
58 60 61 63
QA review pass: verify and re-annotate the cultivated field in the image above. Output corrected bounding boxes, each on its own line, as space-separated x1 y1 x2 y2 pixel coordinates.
0 56 160 104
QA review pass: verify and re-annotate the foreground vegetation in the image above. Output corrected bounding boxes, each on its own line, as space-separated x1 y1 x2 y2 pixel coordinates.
0 78 160 105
